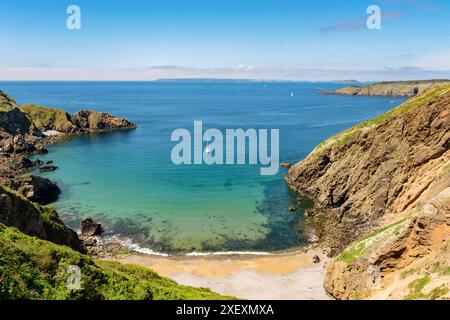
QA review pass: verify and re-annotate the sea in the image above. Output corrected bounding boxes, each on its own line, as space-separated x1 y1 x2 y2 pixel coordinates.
0 81 406 254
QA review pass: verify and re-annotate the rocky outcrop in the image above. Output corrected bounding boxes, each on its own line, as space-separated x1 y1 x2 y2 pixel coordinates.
0 90 138 254
21 105 137 134
1 134 36 154
286 84 450 255
1 91 136 184
10 174 60 205
72 110 137 132
0 92 39 154
80 218 102 236
1 92 136 156
321 80 450 97
0 185 84 252
39 165 58 173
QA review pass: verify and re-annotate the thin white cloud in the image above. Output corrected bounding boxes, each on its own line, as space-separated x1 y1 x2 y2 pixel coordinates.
233 64 256 71
415 50 450 70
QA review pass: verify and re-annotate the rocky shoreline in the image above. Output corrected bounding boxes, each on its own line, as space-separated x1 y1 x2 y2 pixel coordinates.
0 89 137 253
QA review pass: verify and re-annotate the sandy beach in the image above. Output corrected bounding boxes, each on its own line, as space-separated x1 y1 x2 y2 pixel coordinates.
112 248 332 300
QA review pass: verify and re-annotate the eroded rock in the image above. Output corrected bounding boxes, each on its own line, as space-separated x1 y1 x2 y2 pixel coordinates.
81 218 102 236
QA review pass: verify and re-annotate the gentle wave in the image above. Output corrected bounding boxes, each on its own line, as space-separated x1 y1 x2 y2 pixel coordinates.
186 251 272 256
100 234 273 257
99 235 170 257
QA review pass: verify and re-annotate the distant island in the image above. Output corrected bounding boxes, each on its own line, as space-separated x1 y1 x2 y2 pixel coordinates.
155 78 295 83
321 79 450 97
155 78 256 83
332 80 360 84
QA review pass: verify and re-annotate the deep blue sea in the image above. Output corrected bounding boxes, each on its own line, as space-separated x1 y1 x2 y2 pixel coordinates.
0 81 406 254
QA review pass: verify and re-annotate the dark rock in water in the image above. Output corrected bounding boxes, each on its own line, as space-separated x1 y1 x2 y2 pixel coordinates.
12 175 60 205
39 165 58 173
81 218 102 236
35 148 48 155
223 179 232 188
288 205 298 212
32 159 43 166
45 160 54 164
312 255 321 264
280 162 292 168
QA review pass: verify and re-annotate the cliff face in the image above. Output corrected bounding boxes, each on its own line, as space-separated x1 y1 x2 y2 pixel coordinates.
0 185 84 252
0 91 34 136
287 84 450 254
286 84 450 299
325 187 449 300
322 80 450 97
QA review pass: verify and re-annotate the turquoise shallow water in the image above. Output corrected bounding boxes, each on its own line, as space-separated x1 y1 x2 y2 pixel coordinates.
0 81 406 253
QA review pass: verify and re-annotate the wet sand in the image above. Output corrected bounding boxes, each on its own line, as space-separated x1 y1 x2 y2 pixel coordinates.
112 249 332 300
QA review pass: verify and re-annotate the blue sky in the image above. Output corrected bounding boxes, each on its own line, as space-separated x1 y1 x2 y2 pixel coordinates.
1 0 449 80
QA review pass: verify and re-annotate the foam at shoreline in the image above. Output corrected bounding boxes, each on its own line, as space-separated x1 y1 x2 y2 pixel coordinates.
100 234 279 257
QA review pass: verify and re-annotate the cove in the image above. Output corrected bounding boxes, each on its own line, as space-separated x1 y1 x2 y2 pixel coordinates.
0 81 406 254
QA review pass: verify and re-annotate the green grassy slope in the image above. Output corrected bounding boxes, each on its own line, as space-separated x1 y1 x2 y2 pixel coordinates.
21 104 75 132
0 91 19 112
0 224 231 300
